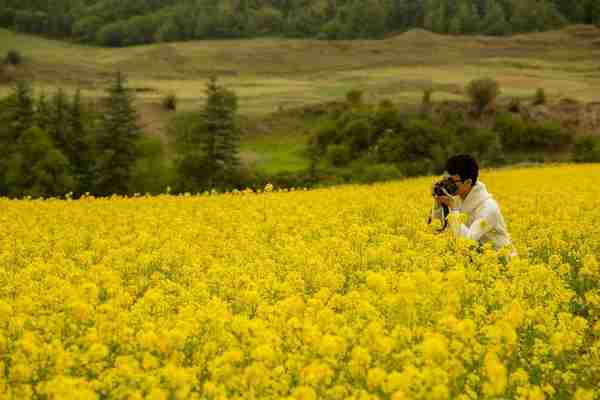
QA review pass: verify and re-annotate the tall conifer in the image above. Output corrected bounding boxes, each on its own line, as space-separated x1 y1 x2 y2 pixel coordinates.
95 71 141 195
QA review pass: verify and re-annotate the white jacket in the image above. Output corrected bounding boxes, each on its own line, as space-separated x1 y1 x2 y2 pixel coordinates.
433 181 516 255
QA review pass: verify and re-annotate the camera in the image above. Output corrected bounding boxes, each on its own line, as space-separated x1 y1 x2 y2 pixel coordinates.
432 177 459 197
428 177 459 232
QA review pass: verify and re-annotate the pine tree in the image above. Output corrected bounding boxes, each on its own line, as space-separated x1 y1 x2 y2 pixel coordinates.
48 88 70 153
95 72 141 195
202 76 240 188
12 80 35 139
68 89 94 194
174 76 240 191
36 91 52 131
0 80 34 193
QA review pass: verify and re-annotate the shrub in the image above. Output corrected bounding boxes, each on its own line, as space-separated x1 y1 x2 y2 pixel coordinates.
397 159 433 177
311 119 338 150
326 144 352 167
162 93 177 111
573 135 600 162
340 118 373 155
346 89 364 107
508 98 521 113
495 114 526 150
352 162 402 183
533 88 546 106
466 77 500 116
376 130 405 163
5 49 22 66
525 121 572 149
403 118 451 160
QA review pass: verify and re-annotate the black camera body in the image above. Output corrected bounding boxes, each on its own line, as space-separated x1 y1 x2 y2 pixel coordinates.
428 177 459 232
432 177 459 197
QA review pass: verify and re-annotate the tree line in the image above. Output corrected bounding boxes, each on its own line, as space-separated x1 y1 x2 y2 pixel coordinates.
0 74 243 198
0 0 599 45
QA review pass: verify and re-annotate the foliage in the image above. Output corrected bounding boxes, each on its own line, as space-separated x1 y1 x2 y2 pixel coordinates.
0 0 596 44
573 135 600 162
162 92 177 111
94 72 142 195
533 88 547 106
172 76 241 191
495 114 572 151
466 77 501 116
4 125 75 197
4 49 22 66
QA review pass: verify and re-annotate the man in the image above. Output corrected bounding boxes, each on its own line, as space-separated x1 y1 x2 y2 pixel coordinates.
432 154 517 257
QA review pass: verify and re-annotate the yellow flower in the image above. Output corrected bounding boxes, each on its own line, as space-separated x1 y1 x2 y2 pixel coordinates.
293 386 317 400
367 368 387 390
483 352 507 396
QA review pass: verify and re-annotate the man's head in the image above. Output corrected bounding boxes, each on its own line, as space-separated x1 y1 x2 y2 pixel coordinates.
445 154 479 199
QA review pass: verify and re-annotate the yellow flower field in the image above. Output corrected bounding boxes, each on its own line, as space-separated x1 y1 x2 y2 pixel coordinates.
1 164 599 400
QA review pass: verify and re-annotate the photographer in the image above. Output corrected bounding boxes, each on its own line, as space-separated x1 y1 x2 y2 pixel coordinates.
431 154 517 258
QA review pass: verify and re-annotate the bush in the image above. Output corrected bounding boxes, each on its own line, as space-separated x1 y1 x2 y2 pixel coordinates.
525 121 572 149
533 88 546 105
397 159 433 177
326 144 352 167
340 118 373 156
573 135 600 163
311 119 338 150
496 114 571 150
376 130 405 163
162 93 177 111
466 77 500 116
495 114 526 150
353 163 402 183
5 49 22 66
346 89 364 107
508 98 521 113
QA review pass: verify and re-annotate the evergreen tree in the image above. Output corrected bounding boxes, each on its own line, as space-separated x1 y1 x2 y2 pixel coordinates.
95 71 141 195
48 88 70 153
36 91 51 131
4 125 75 198
202 76 240 187
12 80 35 139
173 76 240 191
68 89 95 194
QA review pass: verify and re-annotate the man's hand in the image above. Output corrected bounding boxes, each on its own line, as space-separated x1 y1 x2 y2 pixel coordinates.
435 195 456 209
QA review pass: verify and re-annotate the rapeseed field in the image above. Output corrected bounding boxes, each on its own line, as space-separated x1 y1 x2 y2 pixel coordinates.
1 164 599 399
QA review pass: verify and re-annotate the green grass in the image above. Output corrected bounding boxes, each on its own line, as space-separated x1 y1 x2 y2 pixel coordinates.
240 133 310 174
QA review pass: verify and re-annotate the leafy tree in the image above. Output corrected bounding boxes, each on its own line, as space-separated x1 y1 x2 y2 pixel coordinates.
466 77 500 116
72 16 104 42
4 125 75 198
129 136 171 194
481 0 511 36
95 72 141 195
96 21 127 46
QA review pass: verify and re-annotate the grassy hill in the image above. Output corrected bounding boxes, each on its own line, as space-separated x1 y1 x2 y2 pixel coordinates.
2 25 600 173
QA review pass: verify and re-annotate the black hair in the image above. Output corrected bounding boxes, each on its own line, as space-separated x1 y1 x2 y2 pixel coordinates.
445 154 479 185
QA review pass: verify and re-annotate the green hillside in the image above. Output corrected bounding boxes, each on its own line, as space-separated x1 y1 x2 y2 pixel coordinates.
2 25 600 116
